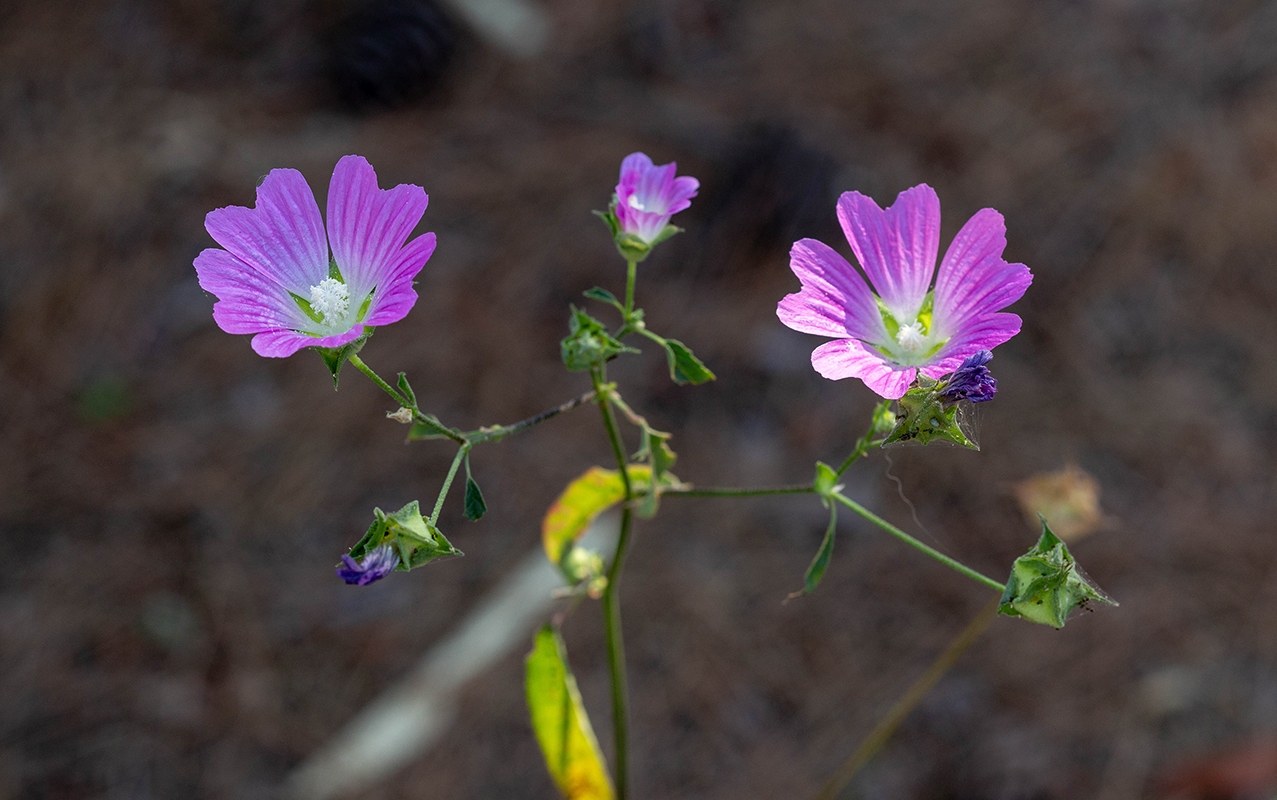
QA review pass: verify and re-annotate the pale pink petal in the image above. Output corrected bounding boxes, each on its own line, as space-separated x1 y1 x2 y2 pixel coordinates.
836 185 940 323
364 232 436 326
810 338 916 399
205 169 328 295
932 208 1032 337
924 312 1022 375
194 248 312 335
327 155 428 298
777 239 887 342
618 152 655 192
250 325 366 358
668 175 700 213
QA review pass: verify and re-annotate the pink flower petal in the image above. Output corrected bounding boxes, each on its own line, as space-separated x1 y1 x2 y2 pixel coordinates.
836 185 940 323
194 248 311 335
668 175 700 214
810 338 916 399
932 208 1032 337
327 155 428 298
777 238 887 342
925 312 1022 375
204 169 328 296
364 232 436 326
250 325 366 358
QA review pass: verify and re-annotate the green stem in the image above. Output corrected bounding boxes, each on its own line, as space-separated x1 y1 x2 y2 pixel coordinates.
810 599 1000 800
430 444 470 525
348 354 408 407
602 508 633 800
829 491 1005 592
835 401 891 477
665 485 816 498
624 259 637 317
465 390 597 444
593 371 634 799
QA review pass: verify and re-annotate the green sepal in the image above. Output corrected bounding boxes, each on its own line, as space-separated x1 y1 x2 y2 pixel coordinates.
883 375 977 449
660 338 715 385
998 517 1117 627
406 414 455 441
396 372 416 407
463 456 487 521
790 504 838 599
315 328 373 390
813 461 840 502
347 501 462 573
560 306 639 371
869 400 897 437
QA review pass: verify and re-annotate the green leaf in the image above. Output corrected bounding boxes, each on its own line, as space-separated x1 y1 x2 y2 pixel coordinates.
648 223 682 247
560 307 639 372
661 338 715 385
407 414 454 441
790 505 838 599
542 465 650 566
397 372 416 406
463 466 487 522
315 328 373 389
583 286 623 311
813 461 839 499
525 626 615 800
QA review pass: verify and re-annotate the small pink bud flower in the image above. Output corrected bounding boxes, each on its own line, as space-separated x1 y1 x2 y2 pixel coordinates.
613 152 699 245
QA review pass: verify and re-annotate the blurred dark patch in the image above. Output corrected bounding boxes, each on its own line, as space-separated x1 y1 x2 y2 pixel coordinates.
621 0 737 79
325 0 461 113
689 125 839 279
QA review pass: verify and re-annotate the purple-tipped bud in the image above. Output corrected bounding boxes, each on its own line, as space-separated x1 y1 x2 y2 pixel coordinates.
337 543 400 585
939 350 997 403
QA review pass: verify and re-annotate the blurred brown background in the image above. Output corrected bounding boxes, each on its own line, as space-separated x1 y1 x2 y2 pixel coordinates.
3 0 1277 798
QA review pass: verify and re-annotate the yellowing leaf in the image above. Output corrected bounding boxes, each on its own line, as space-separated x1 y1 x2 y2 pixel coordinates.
542 465 651 566
526 626 614 800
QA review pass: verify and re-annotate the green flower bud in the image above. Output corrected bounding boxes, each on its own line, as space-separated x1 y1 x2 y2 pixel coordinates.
345 501 462 574
882 374 978 449
998 518 1116 627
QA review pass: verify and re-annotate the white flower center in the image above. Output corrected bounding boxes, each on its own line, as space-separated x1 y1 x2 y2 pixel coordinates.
895 322 927 352
627 194 649 212
309 277 350 325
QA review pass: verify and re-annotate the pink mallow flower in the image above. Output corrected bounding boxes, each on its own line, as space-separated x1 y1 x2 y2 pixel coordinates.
614 152 699 244
195 155 436 357
776 184 1032 399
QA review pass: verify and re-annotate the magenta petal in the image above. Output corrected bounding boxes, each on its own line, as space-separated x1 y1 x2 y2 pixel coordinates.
205 169 328 296
668 175 700 213
618 152 655 190
364 232 436 326
250 325 366 358
932 208 1032 336
836 185 940 322
810 339 916 399
926 312 1022 375
327 155 428 298
195 248 310 335
777 239 887 342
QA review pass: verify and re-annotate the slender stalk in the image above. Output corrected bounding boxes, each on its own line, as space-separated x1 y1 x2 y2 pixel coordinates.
429 444 470 525
810 600 1000 800
466 390 597 444
594 371 634 799
602 508 633 800
348 354 408 407
624 259 637 317
665 485 817 498
829 491 1005 592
